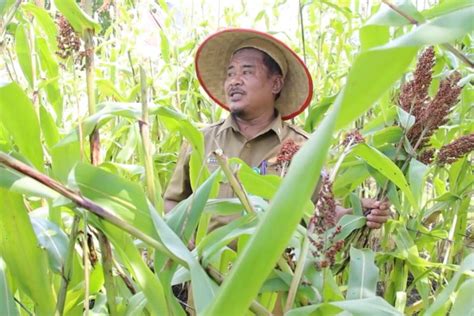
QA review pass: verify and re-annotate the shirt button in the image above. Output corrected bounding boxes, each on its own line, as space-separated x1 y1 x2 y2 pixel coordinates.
245 143 251 148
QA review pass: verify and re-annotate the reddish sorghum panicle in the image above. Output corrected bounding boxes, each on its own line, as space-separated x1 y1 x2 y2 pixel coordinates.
308 175 344 270
277 139 300 166
398 47 435 118
56 15 81 60
407 72 462 149
342 129 365 146
437 133 474 165
418 148 435 165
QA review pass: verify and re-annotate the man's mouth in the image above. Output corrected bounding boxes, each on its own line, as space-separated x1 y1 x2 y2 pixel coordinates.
229 89 245 101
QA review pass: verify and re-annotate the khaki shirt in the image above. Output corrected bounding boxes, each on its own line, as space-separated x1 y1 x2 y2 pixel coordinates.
164 113 309 204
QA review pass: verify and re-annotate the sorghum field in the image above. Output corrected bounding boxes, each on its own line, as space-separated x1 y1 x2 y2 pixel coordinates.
0 0 473 315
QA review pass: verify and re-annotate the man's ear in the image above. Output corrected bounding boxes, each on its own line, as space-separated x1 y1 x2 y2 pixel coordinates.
272 76 284 94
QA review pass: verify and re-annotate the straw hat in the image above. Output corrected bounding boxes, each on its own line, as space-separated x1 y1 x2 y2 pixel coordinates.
195 28 313 120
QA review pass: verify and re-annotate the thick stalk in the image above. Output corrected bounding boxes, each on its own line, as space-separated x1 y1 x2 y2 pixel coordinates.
213 150 255 214
0 152 187 267
139 66 161 213
98 231 118 315
55 215 81 316
83 215 90 315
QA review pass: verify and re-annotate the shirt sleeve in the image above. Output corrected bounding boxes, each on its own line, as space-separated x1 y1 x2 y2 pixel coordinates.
164 142 193 206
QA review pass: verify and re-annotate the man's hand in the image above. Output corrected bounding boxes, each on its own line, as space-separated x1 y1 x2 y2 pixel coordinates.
362 198 391 229
334 198 391 229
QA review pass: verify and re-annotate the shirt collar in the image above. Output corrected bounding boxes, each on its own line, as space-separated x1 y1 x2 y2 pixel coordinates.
216 112 284 142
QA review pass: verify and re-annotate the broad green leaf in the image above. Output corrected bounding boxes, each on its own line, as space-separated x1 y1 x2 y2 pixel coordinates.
372 126 403 147
450 278 474 316
0 165 60 199
365 0 424 26
36 37 62 120
74 162 159 240
408 159 428 206
0 0 15 16
124 292 147 316
286 303 341 316
0 257 19 316
149 206 217 314
351 143 417 208
166 170 219 243
51 140 80 183
360 25 390 51
14 23 33 87
331 296 403 315
104 226 169 315
396 107 415 129
383 6 474 48
335 47 417 129
0 188 55 315
347 247 379 300
21 3 58 50
39 105 60 149
425 253 474 316
0 83 43 171
53 0 101 34
332 215 366 241
30 215 68 274
203 84 344 316
422 0 474 19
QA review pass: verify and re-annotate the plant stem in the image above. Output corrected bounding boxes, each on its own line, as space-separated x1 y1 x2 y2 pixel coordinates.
98 231 118 315
139 65 162 213
0 152 188 267
55 216 81 316
213 150 255 214
83 214 90 315
284 234 310 312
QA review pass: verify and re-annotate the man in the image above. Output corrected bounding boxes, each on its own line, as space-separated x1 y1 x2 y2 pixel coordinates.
164 28 389 229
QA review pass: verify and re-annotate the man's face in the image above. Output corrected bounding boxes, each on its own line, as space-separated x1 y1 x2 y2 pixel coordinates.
224 48 282 119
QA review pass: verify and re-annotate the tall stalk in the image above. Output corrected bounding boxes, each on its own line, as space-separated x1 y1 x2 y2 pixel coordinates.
55 215 81 316
82 0 118 313
139 65 162 213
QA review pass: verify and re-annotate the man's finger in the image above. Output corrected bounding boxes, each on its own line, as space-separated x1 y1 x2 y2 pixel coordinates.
366 221 383 229
370 209 390 216
366 214 390 224
361 198 379 209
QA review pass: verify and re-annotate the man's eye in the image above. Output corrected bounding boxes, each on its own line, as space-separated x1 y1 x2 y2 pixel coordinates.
227 72 234 77
243 70 251 75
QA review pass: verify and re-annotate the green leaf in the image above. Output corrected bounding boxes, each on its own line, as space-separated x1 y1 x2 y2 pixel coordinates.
347 247 379 300
104 226 169 316
166 170 219 243
0 165 60 199
0 0 15 16
408 159 428 206
331 296 403 315
450 278 474 316
0 83 43 171
0 257 19 316
39 105 60 149
53 0 101 34
149 207 217 314
372 126 403 147
360 25 390 51
383 6 474 48
36 37 62 120
396 107 415 130
21 3 58 50
332 215 366 241
365 0 424 26
351 143 417 209
30 215 68 274
425 253 474 316
14 23 33 87
0 188 55 315
422 0 474 19
203 82 344 316
335 47 417 129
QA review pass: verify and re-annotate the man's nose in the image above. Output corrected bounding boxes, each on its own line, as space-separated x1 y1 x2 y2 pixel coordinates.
229 73 243 85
